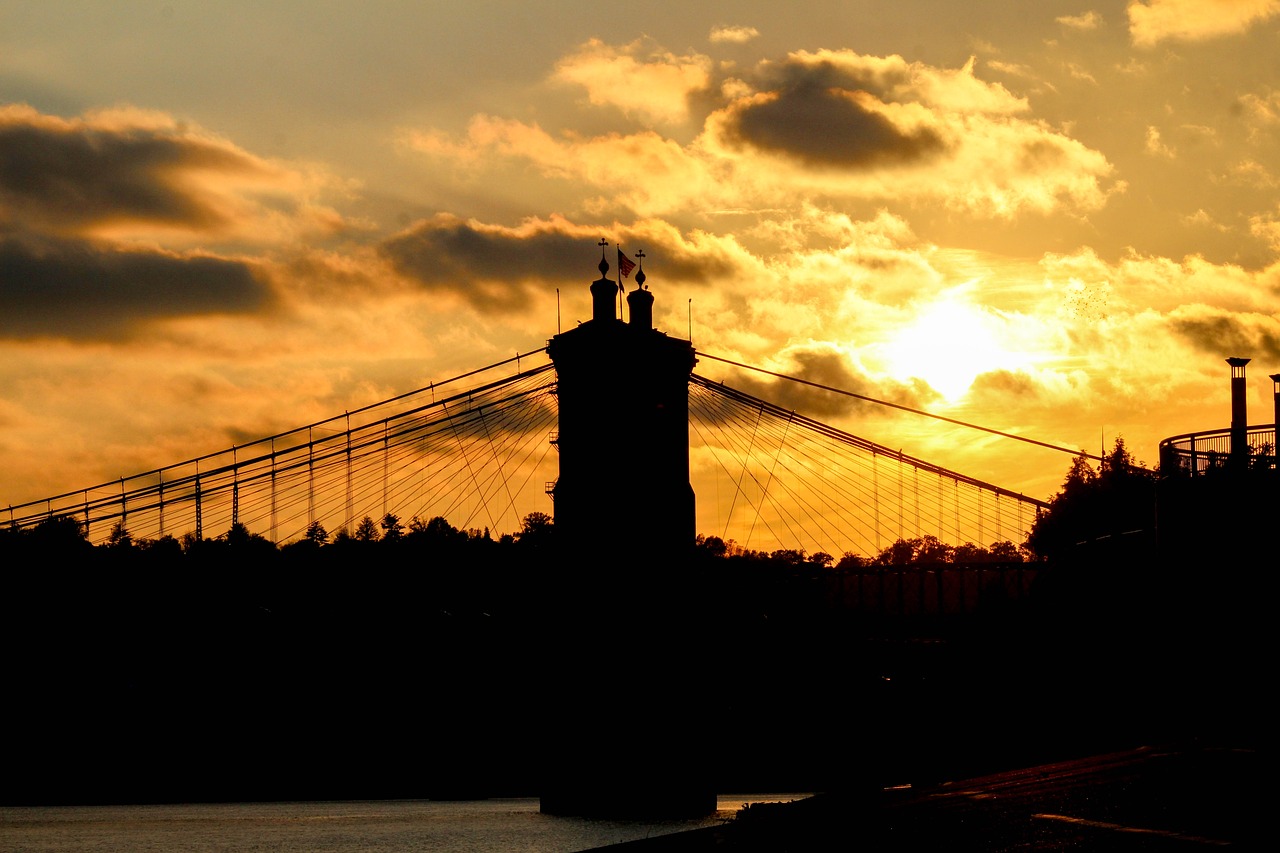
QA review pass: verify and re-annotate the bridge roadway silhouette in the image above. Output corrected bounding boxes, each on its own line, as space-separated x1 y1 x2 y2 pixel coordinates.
6 349 1056 557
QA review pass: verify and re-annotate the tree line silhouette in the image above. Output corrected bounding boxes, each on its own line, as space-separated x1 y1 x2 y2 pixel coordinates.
2 438 1267 806
6 437 1175 573
2 433 1265 650
3 510 1030 574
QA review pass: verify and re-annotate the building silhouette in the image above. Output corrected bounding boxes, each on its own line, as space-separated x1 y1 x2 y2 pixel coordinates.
547 249 697 567
538 248 715 818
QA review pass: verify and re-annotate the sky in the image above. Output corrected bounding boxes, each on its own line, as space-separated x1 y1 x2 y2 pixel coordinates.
3 0 1280 527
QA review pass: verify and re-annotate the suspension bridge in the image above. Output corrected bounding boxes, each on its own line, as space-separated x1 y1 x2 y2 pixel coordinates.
4 345 1059 558
6 254 1274 822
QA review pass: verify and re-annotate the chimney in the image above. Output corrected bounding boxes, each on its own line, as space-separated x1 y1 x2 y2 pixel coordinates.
1227 357 1250 470
1271 373 1280 470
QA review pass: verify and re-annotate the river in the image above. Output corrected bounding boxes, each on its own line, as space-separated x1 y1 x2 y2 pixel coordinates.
0 793 809 853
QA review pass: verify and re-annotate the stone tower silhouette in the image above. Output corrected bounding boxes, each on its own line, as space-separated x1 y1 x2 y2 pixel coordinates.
538 247 714 819
547 248 697 566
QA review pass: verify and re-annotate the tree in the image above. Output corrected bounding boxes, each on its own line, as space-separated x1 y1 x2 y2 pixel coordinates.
1025 437 1156 561
223 521 253 547
516 511 554 549
1063 453 1097 493
874 538 917 565
12 515 94 562
695 534 728 558
988 540 1024 562
138 534 183 563
222 521 277 561
1101 435 1135 477
407 515 466 553
105 521 133 550
380 513 405 541
422 515 461 539
835 551 868 569
953 542 990 563
354 516 380 542
916 535 952 563
304 520 329 546
520 511 552 535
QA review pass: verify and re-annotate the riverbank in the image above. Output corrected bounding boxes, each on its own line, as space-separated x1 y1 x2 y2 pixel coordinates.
582 740 1263 852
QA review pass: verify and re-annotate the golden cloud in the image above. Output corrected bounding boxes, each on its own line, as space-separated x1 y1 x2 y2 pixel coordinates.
709 25 760 45
402 114 721 216
405 45 1115 223
552 38 713 126
1057 11 1105 30
1128 0 1280 47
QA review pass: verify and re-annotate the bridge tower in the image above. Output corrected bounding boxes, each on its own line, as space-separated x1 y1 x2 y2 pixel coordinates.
545 245 696 563
547 248 697 566
538 247 713 819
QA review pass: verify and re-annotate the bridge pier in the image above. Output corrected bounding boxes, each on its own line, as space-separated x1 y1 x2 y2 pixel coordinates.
536 605 717 818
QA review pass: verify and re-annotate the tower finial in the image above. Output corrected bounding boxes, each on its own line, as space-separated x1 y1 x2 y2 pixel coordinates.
598 238 610 276
635 249 646 288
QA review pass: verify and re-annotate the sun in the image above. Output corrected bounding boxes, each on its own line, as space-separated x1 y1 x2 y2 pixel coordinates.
879 298 1027 401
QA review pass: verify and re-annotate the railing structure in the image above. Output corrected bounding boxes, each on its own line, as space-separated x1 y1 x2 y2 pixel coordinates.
825 561 1039 620
1158 424 1277 476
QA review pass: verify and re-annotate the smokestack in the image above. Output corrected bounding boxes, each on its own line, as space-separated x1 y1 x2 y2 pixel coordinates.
1271 373 1280 425
1227 357 1250 470
1271 373 1280 470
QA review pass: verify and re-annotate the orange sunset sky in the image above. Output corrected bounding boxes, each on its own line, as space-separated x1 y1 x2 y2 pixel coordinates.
2 1 1279 528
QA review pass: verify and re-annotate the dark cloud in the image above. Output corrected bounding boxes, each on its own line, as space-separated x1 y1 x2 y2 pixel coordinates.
724 63 947 168
758 56 911 100
1171 313 1280 362
643 245 740 288
379 216 740 314
0 232 271 340
0 109 260 234
970 369 1041 399
718 346 935 420
379 218 587 314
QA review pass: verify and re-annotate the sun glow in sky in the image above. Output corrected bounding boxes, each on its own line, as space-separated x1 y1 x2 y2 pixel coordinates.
3 0 1280 522
883 298 1028 402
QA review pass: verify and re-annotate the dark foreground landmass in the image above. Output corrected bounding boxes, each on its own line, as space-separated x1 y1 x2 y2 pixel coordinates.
2 534 1265 812
583 742 1263 852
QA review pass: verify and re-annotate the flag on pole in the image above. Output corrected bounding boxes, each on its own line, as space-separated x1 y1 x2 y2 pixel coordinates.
617 248 636 279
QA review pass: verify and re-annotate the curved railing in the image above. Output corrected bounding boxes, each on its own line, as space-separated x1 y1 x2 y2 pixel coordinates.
1158 424 1276 476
